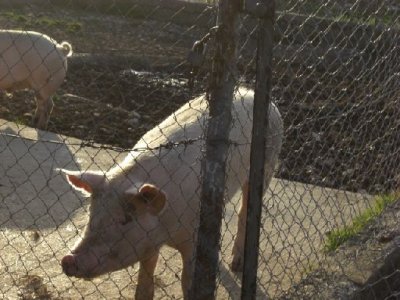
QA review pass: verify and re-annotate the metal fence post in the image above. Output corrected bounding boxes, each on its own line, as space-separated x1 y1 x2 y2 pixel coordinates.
241 0 275 299
188 0 241 299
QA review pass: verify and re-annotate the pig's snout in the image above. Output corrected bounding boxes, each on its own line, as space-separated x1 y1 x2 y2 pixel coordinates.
61 251 103 278
61 255 79 277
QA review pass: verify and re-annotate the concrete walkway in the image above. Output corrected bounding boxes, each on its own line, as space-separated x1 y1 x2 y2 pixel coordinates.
0 120 373 299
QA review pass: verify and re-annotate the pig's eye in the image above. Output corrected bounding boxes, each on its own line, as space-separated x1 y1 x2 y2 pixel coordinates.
121 214 133 225
126 201 136 212
141 191 153 203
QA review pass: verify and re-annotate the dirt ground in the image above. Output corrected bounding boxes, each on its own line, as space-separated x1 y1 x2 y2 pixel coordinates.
0 3 398 196
0 2 399 299
0 3 204 147
0 123 375 299
279 194 400 300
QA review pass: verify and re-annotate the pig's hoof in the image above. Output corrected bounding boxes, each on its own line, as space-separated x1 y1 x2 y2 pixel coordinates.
230 255 243 273
32 115 47 130
35 121 48 131
61 255 78 276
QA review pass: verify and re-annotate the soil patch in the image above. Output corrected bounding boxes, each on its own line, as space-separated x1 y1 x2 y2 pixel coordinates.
0 3 399 196
280 197 400 300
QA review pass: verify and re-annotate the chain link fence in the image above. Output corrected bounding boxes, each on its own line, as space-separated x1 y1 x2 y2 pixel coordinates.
0 0 399 299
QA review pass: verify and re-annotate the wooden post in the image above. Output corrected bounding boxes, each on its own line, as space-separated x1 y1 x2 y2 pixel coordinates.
241 0 275 299
189 0 241 299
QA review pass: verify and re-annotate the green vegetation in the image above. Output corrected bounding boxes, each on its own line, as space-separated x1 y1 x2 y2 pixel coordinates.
13 116 27 126
300 261 318 277
66 22 82 33
52 94 61 103
276 0 399 28
3 11 28 23
0 11 82 32
324 193 400 252
334 13 399 28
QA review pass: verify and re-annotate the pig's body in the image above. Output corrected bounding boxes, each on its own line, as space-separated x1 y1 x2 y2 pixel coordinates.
61 88 283 299
0 30 72 129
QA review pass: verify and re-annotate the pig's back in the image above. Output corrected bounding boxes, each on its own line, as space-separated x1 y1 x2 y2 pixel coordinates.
0 30 57 55
124 87 282 202
134 88 255 151
0 31 64 85
134 95 207 151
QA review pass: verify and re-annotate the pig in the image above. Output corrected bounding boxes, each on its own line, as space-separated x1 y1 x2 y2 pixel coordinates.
0 30 73 129
60 87 283 299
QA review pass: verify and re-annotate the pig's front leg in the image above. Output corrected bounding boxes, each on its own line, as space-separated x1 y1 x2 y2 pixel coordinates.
177 241 194 299
33 93 53 130
231 181 249 272
135 251 159 300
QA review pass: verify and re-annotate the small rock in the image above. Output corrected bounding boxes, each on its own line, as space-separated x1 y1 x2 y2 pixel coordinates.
377 230 399 243
100 127 111 134
128 111 141 119
342 169 354 177
31 231 40 242
121 69 152 77
312 132 321 142
128 118 140 126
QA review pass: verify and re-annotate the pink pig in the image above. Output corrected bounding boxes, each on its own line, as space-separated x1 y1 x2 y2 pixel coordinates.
60 87 283 299
0 30 72 129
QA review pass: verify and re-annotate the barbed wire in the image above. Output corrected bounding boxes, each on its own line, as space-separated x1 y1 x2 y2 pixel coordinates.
0 0 399 299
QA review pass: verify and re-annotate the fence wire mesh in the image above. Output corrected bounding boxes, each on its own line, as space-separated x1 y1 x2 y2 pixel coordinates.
0 0 399 299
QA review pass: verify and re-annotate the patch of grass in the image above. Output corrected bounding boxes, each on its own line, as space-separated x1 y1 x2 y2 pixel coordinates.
276 0 399 28
300 261 318 277
0 11 82 32
13 116 28 126
52 94 63 103
66 21 82 33
324 192 400 252
1 11 27 22
35 16 63 27
334 14 399 28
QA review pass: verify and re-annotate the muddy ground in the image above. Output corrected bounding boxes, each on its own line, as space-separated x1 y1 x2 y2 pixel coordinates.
0 2 399 300
1 2 399 197
0 3 399 195
280 193 400 300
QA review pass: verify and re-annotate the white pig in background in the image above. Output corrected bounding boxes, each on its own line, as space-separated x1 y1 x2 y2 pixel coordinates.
60 87 283 299
0 30 73 129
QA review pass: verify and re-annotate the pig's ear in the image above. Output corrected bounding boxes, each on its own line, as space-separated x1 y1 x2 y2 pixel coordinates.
58 169 105 196
126 184 167 216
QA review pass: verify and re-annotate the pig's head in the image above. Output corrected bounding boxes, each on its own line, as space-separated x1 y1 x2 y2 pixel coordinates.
60 169 168 279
